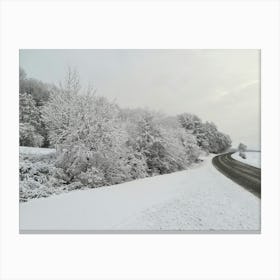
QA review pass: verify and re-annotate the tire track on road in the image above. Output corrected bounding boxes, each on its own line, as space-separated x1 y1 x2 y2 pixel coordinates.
212 152 261 198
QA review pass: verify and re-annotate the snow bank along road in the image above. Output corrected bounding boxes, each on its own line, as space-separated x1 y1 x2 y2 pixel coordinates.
20 155 260 232
212 152 261 198
231 151 261 168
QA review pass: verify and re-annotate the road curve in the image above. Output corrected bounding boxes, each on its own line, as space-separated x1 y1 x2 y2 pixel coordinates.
212 152 261 198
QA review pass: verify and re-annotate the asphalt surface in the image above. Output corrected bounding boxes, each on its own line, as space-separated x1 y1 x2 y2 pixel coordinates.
212 152 261 198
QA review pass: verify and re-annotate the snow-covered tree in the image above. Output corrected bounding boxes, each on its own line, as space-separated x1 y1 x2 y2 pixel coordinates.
238 143 247 159
20 67 53 106
19 92 44 147
19 123 44 147
19 68 53 146
42 69 82 145
159 116 201 170
43 69 134 187
125 111 201 175
178 113 202 132
238 143 247 151
19 92 41 126
178 113 231 154
127 110 167 175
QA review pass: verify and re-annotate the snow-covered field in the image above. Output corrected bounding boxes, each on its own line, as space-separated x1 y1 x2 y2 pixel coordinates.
231 151 261 168
20 155 260 232
20 146 56 155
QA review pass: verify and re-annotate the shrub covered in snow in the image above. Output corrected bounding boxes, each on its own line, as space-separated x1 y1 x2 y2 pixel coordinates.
19 149 84 202
54 145 106 187
19 153 58 202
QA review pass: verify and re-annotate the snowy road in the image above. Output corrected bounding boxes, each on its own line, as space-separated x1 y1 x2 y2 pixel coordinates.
212 153 261 198
20 155 260 232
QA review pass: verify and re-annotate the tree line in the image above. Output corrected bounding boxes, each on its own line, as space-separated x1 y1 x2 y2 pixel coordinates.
19 68 232 188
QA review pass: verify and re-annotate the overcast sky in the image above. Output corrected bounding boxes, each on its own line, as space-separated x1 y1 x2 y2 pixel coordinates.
19 49 260 149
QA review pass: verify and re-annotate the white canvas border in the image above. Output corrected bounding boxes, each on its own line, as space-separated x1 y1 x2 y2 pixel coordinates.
0 1 279 279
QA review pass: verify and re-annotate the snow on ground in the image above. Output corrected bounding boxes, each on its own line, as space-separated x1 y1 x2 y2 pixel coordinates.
20 155 260 231
231 152 261 168
20 146 56 155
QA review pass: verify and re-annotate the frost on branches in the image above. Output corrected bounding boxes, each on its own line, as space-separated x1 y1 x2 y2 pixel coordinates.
19 69 232 201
